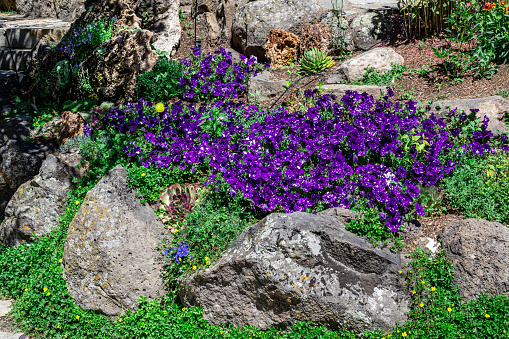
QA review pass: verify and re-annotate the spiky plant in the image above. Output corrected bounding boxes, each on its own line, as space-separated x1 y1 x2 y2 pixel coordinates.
156 184 200 225
297 48 334 75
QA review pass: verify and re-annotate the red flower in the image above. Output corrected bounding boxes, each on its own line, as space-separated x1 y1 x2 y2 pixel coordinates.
483 2 496 10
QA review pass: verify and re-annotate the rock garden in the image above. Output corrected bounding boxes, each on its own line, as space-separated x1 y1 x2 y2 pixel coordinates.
0 0 509 338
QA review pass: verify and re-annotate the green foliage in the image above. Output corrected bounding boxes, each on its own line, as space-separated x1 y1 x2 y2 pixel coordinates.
351 63 406 86
346 207 404 251
61 99 99 113
416 184 446 216
163 184 258 293
297 48 335 75
384 249 509 339
495 88 509 98
398 0 454 38
135 56 186 101
443 153 509 224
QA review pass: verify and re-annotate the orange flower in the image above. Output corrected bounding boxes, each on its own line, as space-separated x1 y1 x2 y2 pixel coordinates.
506 4 509 12
483 2 496 10
500 0 507 5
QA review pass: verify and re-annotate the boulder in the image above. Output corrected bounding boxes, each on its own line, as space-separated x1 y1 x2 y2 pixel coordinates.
317 207 360 225
0 333 26 339
0 115 31 147
193 0 236 47
16 0 85 21
81 29 159 102
264 29 300 68
180 211 410 334
318 84 388 100
428 96 509 134
300 22 329 55
327 47 404 83
232 0 326 61
0 154 77 246
59 111 85 146
248 70 288 103
439 219 509 300
350 11 394 51
146 0 181 56
0 139 55 191
321 11 354 55
62 165 170 316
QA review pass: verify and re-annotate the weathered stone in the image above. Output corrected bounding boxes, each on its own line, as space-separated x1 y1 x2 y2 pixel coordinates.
327 47 404 83
193 0 236 47
62 165 170 316
0 115 31 147
317 207 360 225
264 29 300 68
439 219 509 300
428 96 509 134
416 237 440 255
318 84 388 100
82 29 159 102
0 139 54 191
15 0 84 21
0 154 76 246
248 70 287 103
0 332 25 339
300 22 329 55
180 211 410 334
58 111 85 146
148 0 181 56
321 11 354 55
0 299 12 317
351 11 394 51
232 0 326 61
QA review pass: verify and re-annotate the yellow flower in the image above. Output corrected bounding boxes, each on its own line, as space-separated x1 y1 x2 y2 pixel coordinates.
76 315 80 320
412 290 416 294
420 302 424 307
485 314 490 318
59 259 63 263
431 287 436 291
206 261 211 266
422 281 426 284
205 257 210 261
56 324 60 329
174 229 179 233
398 270 403 274
43 287 48 292
402 332 407 337
447 307 452 312
155 103 165 113
182 307 186 311
141 173 146 177
47 292 50 296
75 200 80 205
119 318 122 322
192 266 197 270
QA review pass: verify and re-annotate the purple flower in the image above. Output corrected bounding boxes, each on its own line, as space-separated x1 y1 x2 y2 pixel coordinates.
83 124 91 136
415 204 425 217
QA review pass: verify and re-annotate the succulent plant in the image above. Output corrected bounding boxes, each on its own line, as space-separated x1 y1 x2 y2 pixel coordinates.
297 48 334 75
156 184 200 224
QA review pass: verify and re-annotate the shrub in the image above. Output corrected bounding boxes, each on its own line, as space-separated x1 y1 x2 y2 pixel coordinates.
135 56 186 101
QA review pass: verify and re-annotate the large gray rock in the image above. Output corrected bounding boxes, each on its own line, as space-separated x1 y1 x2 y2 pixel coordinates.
148 0 182 56
0 154 77 246
439 219 509 300
248 70 287 103
62 165 170 316
0 139 55 191
0 333 25 339
193 0 236 47
327 47 404 83
0 115 31 147
180 211 410 334
16 0 85 21
232 0 326 61
428 96 509 134
317 207 360 225
350 11 394 51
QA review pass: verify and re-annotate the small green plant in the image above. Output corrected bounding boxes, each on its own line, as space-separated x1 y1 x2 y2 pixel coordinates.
135 56 186 101
495 88 509 98
416 184 446 216
156 184 200 225
61 99 99 113
297 48 335 75
351 63 406 86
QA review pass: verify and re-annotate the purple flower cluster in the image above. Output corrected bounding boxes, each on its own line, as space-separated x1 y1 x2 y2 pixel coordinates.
165 242 190 264
178 47 268 102
101 91 498 232
59 17 117 59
